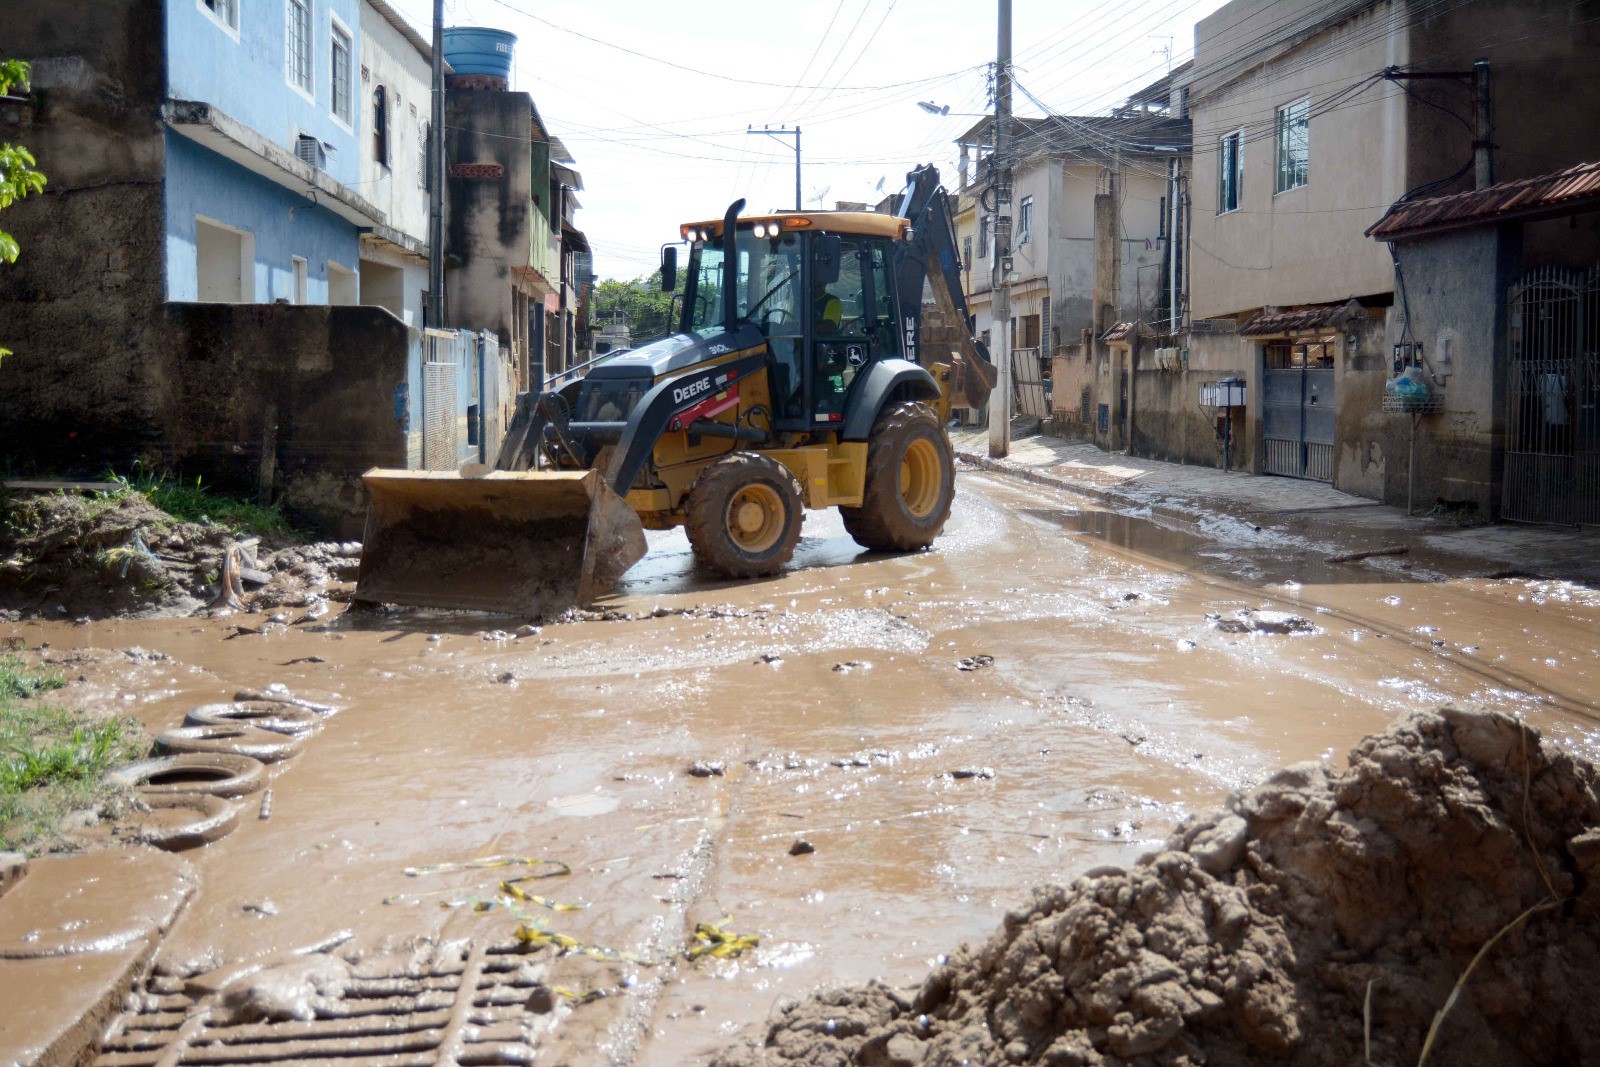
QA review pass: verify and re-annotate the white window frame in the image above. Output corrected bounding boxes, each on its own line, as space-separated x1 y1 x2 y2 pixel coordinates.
1218 129 1243 215
197 0 240 40
1016 195 1033 245
291 255 309 304
979 216 990 259
1275 97 1310 194
285 0 314 103
330 13 354 131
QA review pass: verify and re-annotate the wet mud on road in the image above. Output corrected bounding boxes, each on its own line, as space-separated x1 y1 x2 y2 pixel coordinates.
7 469 1598 1065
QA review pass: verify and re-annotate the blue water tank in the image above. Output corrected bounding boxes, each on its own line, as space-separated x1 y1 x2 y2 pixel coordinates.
443 27 517 80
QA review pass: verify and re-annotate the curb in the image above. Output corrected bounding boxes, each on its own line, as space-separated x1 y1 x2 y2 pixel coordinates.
953 447 1128 511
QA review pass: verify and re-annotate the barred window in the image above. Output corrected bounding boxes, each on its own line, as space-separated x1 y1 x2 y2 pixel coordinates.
332 22 353 123
286 0 311 92
201 0 238 31
1276 98 1309 192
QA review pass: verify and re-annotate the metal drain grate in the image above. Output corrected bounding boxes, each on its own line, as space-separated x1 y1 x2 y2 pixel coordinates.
96 940 544 1066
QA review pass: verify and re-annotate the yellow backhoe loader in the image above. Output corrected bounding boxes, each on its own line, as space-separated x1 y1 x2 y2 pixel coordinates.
355 165 997 615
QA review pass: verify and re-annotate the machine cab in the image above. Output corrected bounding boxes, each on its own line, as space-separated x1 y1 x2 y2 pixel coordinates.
673 213 908 434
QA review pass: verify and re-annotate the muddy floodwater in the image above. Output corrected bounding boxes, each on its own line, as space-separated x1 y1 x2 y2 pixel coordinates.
10 471 1600 1064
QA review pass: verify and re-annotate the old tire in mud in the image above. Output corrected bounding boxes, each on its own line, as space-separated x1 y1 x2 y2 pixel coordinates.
685 453 804 579
185 701 323 737
110 753 266 798
129 793 241 851
840 401 954 551
156 724 307 764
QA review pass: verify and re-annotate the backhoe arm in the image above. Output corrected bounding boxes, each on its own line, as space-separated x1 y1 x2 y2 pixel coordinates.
893 164 998 411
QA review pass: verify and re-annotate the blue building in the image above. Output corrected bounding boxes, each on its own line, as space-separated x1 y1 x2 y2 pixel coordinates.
161 0 377 305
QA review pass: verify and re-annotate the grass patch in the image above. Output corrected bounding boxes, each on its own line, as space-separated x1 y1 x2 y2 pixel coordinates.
0 653 64 699
116 472 295 537
0 653 144 852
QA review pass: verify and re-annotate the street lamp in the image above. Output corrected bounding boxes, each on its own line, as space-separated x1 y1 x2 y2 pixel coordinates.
917 101 949 115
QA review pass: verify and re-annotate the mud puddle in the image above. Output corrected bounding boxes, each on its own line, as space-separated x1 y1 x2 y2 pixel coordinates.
5 469 1599 1065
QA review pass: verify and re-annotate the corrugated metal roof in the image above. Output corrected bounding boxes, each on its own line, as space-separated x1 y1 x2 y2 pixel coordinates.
1367 160 1600 240
1101 321 1137 343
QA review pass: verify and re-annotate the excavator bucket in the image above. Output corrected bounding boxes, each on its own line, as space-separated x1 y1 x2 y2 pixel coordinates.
355 468 648 616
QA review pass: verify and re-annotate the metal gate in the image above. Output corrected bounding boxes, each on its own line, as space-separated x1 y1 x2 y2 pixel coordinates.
1503 265 1600 525
1013 346 1049 418
1262 339 1335 481
421 328 462 470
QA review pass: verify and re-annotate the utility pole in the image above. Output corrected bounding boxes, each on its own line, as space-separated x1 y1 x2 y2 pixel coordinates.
747 125 802 210
1473 58 1493 190
988 0 1012 459
427 0 445 329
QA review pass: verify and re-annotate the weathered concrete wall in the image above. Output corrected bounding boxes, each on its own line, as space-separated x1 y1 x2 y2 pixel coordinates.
160 304 413 534
1335 227 1522 516
1329 312 1394 502
1129 330 1253 470
1406 0 1600 198
444 89 531 355
0 0 169 471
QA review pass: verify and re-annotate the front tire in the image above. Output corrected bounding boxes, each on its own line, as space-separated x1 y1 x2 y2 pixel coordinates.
840 401 955 551
684 453 804 579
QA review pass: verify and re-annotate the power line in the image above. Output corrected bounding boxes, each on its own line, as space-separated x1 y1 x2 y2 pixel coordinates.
479 0 948 92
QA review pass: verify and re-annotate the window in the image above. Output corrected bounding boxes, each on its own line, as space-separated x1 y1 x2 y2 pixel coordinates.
286 0 311 94
1276 98 1309 192
199 0 238 34
962 235 972 270
979 217 990 259
1218 130 1242 213
291 256 308 304
373 86 390 166
331 21 353 124
1017 195 1033 244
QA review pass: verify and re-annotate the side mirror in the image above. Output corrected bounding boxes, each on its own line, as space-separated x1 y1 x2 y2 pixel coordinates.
813 235 842 286
660 245 678 291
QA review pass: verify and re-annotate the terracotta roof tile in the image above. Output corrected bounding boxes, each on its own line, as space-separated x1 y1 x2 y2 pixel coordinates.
1367 160 1600 240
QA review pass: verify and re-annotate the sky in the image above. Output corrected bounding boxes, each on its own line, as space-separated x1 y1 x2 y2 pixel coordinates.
387 0 1230 281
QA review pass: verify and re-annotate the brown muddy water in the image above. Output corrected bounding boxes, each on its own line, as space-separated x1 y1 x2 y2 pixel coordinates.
8 470 1599 1065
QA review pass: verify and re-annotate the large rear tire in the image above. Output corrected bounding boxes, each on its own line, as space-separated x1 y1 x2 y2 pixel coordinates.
685 453 804 579
840 401 955 551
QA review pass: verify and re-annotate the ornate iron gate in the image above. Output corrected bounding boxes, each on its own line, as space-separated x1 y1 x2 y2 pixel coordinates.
1503 265 1600 525
1262 339 1335 481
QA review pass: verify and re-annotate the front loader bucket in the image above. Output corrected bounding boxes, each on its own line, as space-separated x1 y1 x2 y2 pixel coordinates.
355 469 648 615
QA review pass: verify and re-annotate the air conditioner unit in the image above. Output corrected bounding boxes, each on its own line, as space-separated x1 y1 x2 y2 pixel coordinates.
295 134 326 170
1154 346 1180 371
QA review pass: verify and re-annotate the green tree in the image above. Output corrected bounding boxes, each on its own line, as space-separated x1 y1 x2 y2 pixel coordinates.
1 59 47 362
590 271 677 344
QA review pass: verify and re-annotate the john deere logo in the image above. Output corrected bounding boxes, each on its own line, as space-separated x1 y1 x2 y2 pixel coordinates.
673 378 712 404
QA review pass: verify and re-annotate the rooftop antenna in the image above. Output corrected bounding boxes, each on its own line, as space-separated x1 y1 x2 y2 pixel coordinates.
808 184 830 208
1150 35 1173 74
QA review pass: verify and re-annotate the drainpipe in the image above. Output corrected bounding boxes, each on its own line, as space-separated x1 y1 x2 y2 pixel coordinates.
1473 58 1493 190
427 0 445 328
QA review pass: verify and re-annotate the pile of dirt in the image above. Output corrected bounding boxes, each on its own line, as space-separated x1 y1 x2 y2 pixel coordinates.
714 707 1600 1067
0 491 354 620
